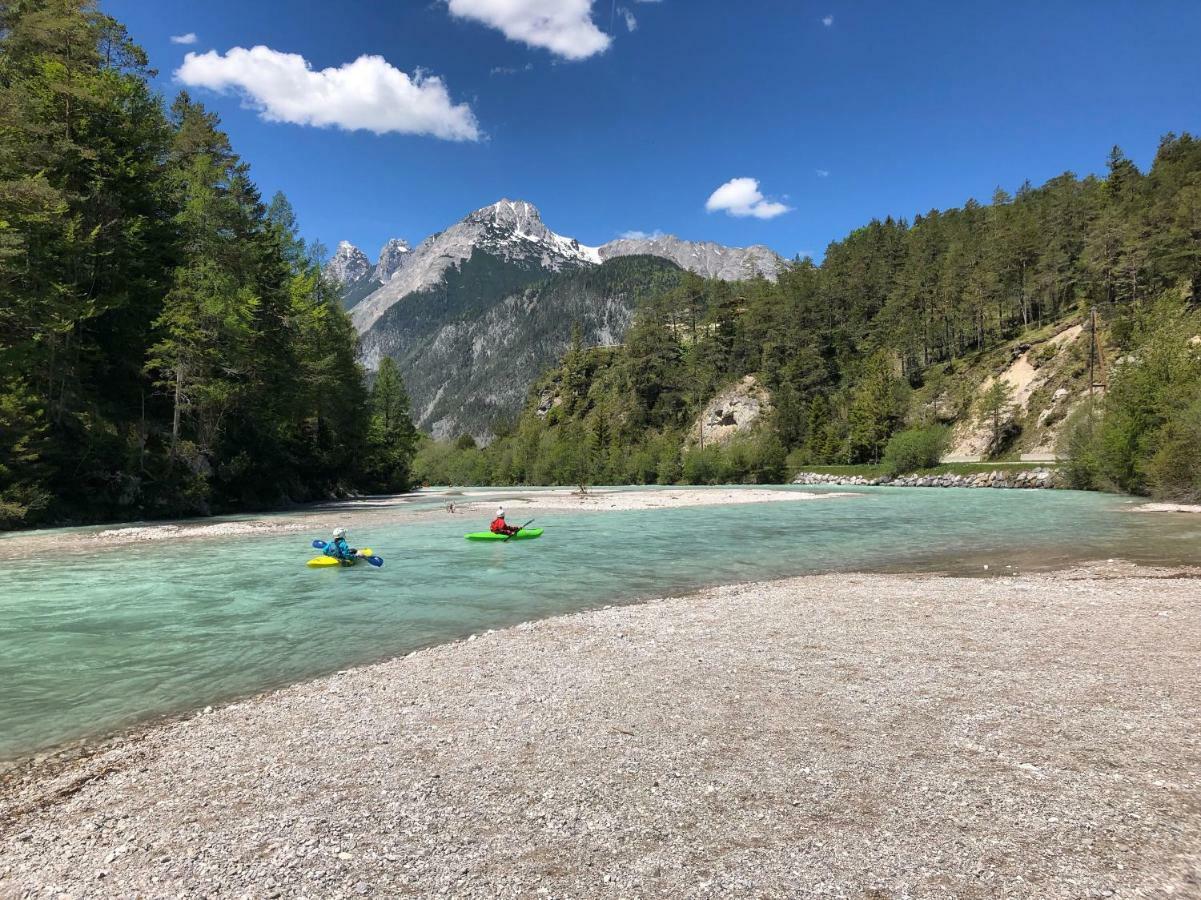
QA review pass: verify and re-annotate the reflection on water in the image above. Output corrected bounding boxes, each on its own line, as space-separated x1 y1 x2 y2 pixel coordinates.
1 486 1197 760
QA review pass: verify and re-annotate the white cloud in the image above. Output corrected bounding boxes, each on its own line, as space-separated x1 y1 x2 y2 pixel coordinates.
618 229 665 240
445 0 611 60
815 168 830 177
821 14 834 26
618 6 638 31
705 178 791 220
175 46 480 141
170 32 198 45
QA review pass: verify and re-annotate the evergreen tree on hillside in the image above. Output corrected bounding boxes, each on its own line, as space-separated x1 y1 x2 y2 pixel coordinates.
0 0 172 523
976 380 1017 458
0 3 391 526
364 357 418 492
847 352 908 463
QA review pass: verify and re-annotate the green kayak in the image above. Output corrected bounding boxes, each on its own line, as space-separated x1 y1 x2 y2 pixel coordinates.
464 528 544 542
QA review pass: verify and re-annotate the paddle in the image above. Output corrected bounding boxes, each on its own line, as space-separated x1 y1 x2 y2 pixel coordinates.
503 518 535 543
310 539 384 568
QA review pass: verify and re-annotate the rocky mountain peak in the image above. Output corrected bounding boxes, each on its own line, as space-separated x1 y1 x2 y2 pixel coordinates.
374 238 411 283
325 241 371 287
467 199 547 235
598 235 783 282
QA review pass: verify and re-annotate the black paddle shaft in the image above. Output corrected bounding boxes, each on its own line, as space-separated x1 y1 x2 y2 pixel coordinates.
504 519 536 542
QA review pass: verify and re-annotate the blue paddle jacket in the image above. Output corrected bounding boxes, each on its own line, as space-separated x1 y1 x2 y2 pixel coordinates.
325 537 355 561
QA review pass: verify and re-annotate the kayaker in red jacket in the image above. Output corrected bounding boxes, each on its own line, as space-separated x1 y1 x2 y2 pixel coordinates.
490 506 520 536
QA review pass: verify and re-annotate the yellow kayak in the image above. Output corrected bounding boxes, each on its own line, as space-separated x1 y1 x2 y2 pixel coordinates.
307 549 374 568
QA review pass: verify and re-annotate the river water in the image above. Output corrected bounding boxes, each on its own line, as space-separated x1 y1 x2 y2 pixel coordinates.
1 486 1197 761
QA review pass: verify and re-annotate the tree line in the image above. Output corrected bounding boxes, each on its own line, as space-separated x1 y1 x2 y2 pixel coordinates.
416 134 1201 497
0 0 417 528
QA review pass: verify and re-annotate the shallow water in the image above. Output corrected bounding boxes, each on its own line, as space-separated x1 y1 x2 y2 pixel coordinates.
1 486 1197 761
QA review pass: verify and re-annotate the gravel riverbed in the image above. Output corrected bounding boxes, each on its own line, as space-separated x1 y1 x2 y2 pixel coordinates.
2 565 1199 898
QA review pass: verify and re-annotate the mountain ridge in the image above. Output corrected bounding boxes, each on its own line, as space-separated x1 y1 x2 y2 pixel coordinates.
329 199 785 328
331 199 787 439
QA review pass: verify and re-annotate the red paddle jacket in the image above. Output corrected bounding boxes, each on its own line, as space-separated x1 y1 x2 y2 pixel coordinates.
490 516 507 533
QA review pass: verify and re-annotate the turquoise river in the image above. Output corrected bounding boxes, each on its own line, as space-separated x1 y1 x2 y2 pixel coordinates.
1 486 1198 762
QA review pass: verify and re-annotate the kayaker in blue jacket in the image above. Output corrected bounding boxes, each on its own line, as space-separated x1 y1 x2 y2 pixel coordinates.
324 527 358 565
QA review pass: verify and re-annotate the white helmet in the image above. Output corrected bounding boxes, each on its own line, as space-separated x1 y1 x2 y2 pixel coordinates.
496 506 505 516
333 527 346 539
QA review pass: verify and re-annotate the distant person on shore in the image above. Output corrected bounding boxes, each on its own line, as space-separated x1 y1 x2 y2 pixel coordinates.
324 527 359 565
490 506 520 537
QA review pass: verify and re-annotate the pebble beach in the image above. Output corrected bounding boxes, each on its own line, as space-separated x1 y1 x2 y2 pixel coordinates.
2 563 1198 898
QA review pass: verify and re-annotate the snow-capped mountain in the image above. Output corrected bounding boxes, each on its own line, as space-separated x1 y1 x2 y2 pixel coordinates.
324 240 371 287
350 199 599 334
598 235 782 281
333 199 786 440
373 238 411 283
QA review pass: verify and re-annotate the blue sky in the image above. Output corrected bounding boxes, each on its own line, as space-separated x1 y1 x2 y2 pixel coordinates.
109 0 1201 262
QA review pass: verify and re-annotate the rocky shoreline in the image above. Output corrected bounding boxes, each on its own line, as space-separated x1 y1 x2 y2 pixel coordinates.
2 564 1198 898
793 466 1060 489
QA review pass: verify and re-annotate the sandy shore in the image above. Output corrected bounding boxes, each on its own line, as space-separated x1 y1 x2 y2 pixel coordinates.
2 564 1198 898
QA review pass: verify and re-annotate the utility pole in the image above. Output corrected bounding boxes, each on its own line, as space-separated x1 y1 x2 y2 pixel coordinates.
1088 306 1097 402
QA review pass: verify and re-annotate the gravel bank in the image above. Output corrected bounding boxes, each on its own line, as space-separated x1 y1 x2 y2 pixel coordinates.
2 565 1199 898
499 487 856 512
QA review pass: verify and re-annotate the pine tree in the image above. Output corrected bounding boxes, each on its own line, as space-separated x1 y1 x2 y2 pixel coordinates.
366 357 418 491
976 380 1017 457
847 352 907 463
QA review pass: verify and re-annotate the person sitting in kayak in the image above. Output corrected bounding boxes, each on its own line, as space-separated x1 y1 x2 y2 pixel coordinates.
325 527 359 565
490 506 520 537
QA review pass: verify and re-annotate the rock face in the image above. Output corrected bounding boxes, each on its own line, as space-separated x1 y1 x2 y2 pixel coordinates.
943 324 1085 463
350 200 600 335
692 376 772 446
599 235 783 282
324 241 371 287
373 238 411 283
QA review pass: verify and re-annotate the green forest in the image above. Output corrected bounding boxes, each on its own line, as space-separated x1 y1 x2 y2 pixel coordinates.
0 0 417 528
416 138 1201 501
4 1 1200 531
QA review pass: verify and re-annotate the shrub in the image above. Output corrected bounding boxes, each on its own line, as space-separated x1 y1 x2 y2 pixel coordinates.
1057 402 1103 490
881 425 950 476
742 431 787 483
681 445 722 484
1087 290 1201 494
785 447 808 477
1147 396 1201 502
1029 342 1059 369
